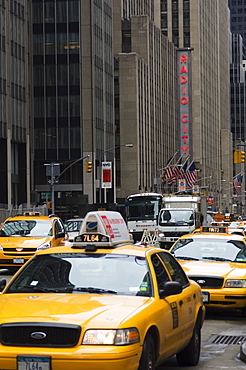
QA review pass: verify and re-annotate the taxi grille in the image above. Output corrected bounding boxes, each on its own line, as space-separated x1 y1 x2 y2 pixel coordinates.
189 276 224 289
0 323 81 347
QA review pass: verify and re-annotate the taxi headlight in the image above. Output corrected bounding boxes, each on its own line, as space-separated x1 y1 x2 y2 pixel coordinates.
158 233 164 237
37 241 51 251
225 279 246 288
0 245 3 251
82 328 140 345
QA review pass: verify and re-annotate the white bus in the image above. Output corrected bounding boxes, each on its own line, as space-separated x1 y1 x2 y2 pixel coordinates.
125 193 164 242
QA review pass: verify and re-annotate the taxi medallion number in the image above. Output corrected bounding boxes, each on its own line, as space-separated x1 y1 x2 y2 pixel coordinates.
202 291 209 303
75 233 110 243
13 258 25 264
17 355 50 370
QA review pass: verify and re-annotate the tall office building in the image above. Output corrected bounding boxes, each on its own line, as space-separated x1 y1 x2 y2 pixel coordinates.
113 0 178 202
229 0 246 51
0 0 30 208
228 1 246 143
32 0 114 215
160 0 232 210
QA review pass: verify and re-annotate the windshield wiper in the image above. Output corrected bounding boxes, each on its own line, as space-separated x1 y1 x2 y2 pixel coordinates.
72 286 117 294
175 256 199 261
202 257 232 262
13 284 61 293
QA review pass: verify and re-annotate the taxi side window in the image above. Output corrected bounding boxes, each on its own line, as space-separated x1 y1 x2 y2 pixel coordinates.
151 254 170 294
158 252 189 288
54 220 63 237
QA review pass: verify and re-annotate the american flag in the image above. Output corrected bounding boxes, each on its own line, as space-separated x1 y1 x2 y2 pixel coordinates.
185 162 198 188
233 174 243 194
178 159 188 179
161 156 174 180
167 157 183 185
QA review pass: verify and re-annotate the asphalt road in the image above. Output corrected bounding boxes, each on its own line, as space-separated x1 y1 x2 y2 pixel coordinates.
0 270 245 369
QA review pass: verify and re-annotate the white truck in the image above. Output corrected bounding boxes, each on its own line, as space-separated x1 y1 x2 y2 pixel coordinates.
157 195 202 249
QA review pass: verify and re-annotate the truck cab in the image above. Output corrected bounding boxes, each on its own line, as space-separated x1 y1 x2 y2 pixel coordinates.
158 207 201 249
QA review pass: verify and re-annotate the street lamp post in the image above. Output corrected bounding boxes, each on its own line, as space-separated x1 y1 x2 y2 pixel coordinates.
45 155 90 214
99 144 133 205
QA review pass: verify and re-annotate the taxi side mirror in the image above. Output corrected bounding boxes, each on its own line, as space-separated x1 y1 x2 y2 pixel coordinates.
0 278 6 292
159 281 182 299
56 231 66 239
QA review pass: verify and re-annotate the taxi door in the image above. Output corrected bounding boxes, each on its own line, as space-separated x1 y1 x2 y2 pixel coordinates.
150 253 186 360
157 251 198 343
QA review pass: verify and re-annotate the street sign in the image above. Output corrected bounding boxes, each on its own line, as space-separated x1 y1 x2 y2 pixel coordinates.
41 192 51 200
178 179 186 192
102 162 112 188
193 185 199 194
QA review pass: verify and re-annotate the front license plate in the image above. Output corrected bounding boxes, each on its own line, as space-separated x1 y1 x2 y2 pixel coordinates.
17 355 50 370
202 291 209 303
13 258 25 264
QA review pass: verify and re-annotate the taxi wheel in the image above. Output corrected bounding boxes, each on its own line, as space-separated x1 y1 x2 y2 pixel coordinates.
138 333 155 370
176 318 201 366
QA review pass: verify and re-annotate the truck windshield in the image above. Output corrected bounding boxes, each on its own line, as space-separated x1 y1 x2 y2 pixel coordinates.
159 209 194 226
127 197 161 221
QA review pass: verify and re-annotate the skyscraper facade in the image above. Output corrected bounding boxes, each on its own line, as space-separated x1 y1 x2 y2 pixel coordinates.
0 0 30 208
160 0 232 206
32 0 114 214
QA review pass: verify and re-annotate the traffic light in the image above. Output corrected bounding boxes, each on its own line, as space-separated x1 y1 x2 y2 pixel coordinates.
86 160 92 173
240 150 245 163
234 149 240 163
234 149 245 163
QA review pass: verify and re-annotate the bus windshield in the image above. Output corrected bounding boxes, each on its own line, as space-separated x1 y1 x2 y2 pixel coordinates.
127 196 162 221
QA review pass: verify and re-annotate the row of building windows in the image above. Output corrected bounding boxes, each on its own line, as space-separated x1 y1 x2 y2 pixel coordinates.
34 96 80 117
0 78 7 95
10 0 25 20
33 33 79 55
11 83 26 102
34 126 81 149
231 17 246 22
11 41 25 61
32 1 79 23
0 34 6 52
33 64 80 86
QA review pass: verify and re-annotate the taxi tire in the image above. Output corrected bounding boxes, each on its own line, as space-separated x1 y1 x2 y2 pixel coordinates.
176 318 201 366
138 333 155 370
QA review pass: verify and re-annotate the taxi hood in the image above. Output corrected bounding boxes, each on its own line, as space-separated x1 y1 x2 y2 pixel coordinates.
0 237 51 248
0 294 152 327
180 260 246 279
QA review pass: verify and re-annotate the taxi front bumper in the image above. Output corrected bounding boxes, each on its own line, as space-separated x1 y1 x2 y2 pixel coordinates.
0 344 141 370
201 288 246 309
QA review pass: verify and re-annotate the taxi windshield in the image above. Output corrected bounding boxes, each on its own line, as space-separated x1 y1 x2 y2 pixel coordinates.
64 220 83 232
5 253 152 297
171 238 246 262
0 220 53 237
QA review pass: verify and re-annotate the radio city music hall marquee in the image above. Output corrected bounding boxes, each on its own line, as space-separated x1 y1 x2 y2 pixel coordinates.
177 49 192 158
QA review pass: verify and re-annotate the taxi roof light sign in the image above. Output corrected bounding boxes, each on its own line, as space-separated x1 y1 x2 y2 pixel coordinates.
72 211 133 248
200 225 228 234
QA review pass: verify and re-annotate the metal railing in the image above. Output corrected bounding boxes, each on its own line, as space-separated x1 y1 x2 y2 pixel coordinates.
0 204 48 224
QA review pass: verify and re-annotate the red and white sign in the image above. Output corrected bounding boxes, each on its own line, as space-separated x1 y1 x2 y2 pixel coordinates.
102 162 112 188
177 49 192 158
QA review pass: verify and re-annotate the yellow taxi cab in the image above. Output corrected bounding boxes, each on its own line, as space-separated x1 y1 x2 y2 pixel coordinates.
0 212 67 271
0 211 205 370
169 225 246 316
